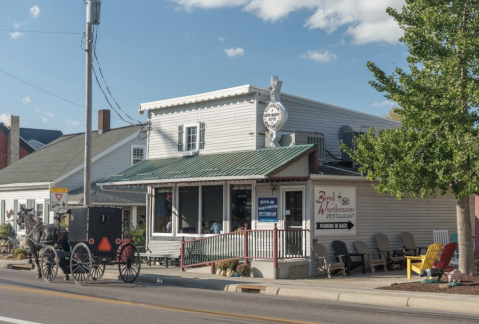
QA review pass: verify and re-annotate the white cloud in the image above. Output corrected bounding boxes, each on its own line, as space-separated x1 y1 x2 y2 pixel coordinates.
0 114 8 124
41 117 48 123
372 100 395 107
35 108 40 114
13 22 21 29
30 5 40 19
172 0 404 44
302 50 337 63
22 97 31 105
219 37 225 42
67 119 80 126
43 110 53 118
10 31 23 40
224 47 244 57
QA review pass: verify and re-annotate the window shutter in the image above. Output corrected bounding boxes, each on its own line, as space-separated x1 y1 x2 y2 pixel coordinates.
45 199 50 224
177 126 184 152
199 122 205 150
1 200 4 224
27 199 35 209
13 199 18 234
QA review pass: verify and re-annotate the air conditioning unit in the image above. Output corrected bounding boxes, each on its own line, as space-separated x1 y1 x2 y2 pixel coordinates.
340 125 365 162
280 133 325 162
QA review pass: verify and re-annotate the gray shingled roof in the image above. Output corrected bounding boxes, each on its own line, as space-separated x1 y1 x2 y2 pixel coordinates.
69 183 146 205
0 126 139 185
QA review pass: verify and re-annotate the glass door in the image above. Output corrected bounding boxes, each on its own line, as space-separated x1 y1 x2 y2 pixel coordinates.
283 189 304 256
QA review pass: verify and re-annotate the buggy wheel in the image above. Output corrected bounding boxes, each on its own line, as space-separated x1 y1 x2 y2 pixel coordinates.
118 243 141 283
70 243 92 286
40 246 58 283
91 263 105 281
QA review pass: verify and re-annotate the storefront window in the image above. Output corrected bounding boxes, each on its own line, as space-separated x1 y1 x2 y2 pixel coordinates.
154 188 172 234
202 185 223 234
230 185 252 231
35 203 43 223
179 186 199 233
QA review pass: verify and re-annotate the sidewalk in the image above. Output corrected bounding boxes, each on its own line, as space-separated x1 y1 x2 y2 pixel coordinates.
3 258 479 316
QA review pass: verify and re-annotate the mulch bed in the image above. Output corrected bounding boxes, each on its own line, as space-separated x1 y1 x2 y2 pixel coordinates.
379 275 479 295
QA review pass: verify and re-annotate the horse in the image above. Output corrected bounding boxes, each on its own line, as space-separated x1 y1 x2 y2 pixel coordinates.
16 207 69 280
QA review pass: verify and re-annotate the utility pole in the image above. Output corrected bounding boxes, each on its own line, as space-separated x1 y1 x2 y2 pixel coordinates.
84 0 101 206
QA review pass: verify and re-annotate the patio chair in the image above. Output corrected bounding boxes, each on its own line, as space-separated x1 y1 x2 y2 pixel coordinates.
375 233 405 270
433 230 449 247
449 233 475 264
433 242 457 272
311 243 346 278
354 240 388 273
401 232 426 256
332 240 366 275
405 242 442 279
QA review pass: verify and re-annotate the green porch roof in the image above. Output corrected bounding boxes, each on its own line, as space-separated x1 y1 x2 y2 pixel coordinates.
99 144 316 185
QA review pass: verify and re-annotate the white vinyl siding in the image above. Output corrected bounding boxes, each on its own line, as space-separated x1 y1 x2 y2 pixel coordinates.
309 180 475 274
148 95 256 159
255 92 400 163
0 189 50 231
57 136 146 191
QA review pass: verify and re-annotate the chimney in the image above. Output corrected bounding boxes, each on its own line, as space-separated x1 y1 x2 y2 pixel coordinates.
98 109 110 134
7 115 20 166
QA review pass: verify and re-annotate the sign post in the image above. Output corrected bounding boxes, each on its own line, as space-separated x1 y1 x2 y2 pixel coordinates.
314 186 356 236
50 188 69 212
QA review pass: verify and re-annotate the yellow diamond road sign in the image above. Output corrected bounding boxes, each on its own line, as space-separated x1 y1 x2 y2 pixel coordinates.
50 187 68 211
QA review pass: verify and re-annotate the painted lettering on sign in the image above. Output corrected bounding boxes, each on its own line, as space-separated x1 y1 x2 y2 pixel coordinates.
314 186 356 236
258 197 278 222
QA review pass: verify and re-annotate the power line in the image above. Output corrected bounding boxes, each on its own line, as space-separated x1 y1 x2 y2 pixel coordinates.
0 67 128 124
0 29 82 35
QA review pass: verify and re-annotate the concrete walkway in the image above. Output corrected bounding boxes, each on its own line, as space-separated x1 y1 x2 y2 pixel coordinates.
3 258 479 316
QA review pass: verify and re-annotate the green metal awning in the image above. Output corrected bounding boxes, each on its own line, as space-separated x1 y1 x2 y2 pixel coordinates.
98 144 316 185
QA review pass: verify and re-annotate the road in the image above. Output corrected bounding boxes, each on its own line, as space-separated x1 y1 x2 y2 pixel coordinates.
0 268 477 324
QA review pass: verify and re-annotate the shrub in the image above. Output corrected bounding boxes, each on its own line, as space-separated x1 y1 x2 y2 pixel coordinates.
215 260 228 271
14 247 27 257
227 258 239 270
0 223 13 238
124 223 146 247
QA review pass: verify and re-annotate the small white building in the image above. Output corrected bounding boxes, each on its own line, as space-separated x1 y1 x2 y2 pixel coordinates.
99 77 476 278
0 110 147 240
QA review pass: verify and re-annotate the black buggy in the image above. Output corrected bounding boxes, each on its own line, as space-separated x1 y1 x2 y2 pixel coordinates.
40 206 141 285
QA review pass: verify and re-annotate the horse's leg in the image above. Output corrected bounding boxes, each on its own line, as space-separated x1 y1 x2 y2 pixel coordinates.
28 250 33 265
29 241 41 279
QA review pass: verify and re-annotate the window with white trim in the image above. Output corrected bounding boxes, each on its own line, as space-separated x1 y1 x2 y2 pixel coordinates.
178 122 205 152
36 203 44 223
131 146 145 165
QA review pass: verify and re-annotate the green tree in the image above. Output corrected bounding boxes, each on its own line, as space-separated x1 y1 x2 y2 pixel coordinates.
382 107 403 122
346 0 479 274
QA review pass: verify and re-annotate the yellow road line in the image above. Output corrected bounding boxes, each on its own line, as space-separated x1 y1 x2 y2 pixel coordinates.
0 284 322 324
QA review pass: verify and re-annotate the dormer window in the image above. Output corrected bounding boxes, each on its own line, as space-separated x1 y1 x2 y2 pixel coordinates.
178 122 205 152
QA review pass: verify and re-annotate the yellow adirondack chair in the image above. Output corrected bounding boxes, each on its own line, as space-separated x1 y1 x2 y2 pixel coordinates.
405 242 442 279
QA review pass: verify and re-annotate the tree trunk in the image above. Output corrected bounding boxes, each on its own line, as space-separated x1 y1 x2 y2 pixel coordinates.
456 196 476 275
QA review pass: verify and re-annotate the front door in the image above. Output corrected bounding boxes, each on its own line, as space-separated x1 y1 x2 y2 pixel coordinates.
283 189 305 256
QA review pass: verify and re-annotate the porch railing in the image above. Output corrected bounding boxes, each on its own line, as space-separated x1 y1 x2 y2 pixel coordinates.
180 223 309 272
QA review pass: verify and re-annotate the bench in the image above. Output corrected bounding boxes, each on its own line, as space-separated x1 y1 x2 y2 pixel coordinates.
139 241 181 268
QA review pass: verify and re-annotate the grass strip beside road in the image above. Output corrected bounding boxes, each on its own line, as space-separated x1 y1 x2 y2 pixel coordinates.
0 284 321 324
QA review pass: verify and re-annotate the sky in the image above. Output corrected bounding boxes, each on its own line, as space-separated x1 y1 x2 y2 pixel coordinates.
0 0 407 134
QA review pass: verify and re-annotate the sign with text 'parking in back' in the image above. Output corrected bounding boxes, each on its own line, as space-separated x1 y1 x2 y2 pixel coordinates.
50 187 68 212
314 186 356 236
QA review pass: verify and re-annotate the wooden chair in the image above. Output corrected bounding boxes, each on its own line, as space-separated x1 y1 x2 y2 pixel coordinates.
401 232 426 256
375 233 405 270
332 240 366 275
354 240 388 273
311 243 346 278
449 233 475 264
405 242 442 279
433 230 449 247
433 242 457 272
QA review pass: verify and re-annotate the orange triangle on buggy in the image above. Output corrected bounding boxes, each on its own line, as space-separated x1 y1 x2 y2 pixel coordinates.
98 237 112 252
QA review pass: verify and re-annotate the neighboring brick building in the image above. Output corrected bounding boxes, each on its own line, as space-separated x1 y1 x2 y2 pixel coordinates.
0 115 63 170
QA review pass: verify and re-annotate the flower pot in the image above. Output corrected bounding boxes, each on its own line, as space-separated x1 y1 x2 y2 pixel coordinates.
17 254 25 260
216 269 222 276
221 270 226 277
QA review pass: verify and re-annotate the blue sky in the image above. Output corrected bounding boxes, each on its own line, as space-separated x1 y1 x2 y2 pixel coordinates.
0 0 406 134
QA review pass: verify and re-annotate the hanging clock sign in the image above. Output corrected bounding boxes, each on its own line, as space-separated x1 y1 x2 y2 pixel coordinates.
263 101 288 132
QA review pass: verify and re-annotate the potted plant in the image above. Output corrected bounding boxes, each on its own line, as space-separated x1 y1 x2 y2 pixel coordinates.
14 247 27 260
0 223 13 238
215 260 228 276
227 259 239 272
236 263 251 277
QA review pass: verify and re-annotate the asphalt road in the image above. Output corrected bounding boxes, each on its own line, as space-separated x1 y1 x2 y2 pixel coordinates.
0 268 477 324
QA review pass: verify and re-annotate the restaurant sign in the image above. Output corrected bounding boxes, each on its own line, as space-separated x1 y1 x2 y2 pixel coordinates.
258 197 278 222
314 186 356 236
